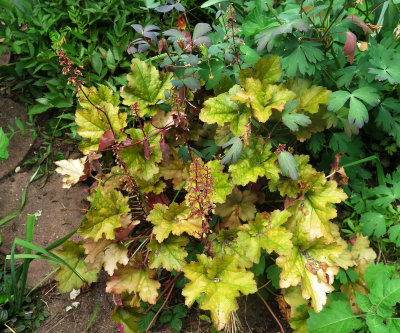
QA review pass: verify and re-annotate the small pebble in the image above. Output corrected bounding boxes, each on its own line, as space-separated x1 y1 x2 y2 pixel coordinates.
15 166 21 173
69 288 80 300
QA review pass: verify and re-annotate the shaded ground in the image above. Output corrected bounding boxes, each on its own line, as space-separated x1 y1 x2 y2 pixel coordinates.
0 98 290 333
0 98 34 179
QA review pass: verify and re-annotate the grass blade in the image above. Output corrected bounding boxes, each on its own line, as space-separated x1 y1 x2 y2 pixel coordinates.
17 214 35 308
86 302 99 331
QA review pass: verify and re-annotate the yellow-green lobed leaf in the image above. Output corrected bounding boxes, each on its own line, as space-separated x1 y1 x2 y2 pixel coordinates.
238 55 282 85
232 79 296 123
182 254 257 330
76 86 127 154
199 85 251 137
121 58 173 116
207 160 234 204
52 241 99 293
78 190 130 241
106 266 160 304
118 123 162 181
236 210 293 264
229 136 280 186
147 235 189 271
147 203 202 242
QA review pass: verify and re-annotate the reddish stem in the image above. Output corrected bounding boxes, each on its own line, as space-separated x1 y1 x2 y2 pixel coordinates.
257 291 285 333
143 272 182 315
78 86 117 140
145 283 174 332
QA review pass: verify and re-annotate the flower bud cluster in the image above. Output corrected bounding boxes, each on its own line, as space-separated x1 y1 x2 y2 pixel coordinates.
57 50 85 92
185 158 215 219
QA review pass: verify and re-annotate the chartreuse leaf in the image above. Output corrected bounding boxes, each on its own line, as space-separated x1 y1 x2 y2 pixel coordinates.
284 286 310 332
79 85 119 108
76 86 127 154
52 241 99 293
270 155 347 243
206 160 234 204
307 300 362 333
159 148 190 190
147 203 202 242
215 188 257 225
199 85 251 137
229 136 280 186
182 254 257 330
135 173 166 194
211 230 253 268
277 242 341 313
147 236 189 271
287 181 347 244
232 78 296 122
119 123 162 181
79 190 130 241
269 155 314 198
350 233 377 264
121 58 173 116
286 78 331 114
83 239 129 275
106 265 160 304
238 55 282 85
294 108 327 142
111 306 143 333
236 210 293 264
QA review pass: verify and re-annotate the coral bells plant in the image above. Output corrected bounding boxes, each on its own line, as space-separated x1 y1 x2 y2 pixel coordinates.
57 50 85 92
185 158 215 220
53 51 377 332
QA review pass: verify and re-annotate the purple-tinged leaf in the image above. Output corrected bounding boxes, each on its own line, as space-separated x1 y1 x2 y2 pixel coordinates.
180 54 200 67
160 138 171 164
193 23 212 40
143 139 151 160
155 4 174 12
193 36 211 47
174 3 185 11
183 77 200 91
144 25 161 32
344 15 372 34
143 31 159 43
131 38 145 43
165 0 175 4
163 29 186 41
138 44 150 53
127 46 137 54
131 24 144 34
99 130 115 151
342 31 357 64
